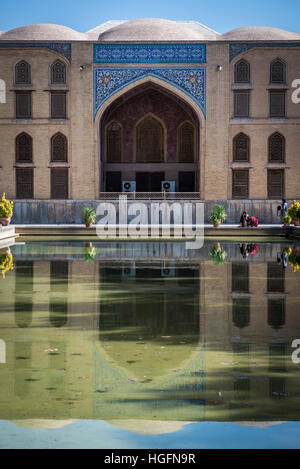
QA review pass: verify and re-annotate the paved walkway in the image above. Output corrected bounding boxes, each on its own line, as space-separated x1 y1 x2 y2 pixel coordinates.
9 223 299 239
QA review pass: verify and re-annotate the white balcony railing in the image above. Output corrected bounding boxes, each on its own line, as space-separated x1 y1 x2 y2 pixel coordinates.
98 192 201 200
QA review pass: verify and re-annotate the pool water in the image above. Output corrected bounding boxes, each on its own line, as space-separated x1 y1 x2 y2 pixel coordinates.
0 238 300 448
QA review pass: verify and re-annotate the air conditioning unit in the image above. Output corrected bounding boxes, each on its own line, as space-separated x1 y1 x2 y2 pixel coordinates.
122 267 136 276
161 268 175 277
161 181 175 192
122 181 136 192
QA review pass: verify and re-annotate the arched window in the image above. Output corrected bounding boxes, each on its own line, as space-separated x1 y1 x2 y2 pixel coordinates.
0 79 6 104
136 115 164 162
0 340 5 364
268 298 285 330
232 298 250 329
234 59 250 83
51 60 66 84
16 132 32 162
51 132 68 162
270 59 286 83
106 121 122 162
50 300 68 327
233 133 250 162
269 132 285 162
15 60 31 85
178 121 195 163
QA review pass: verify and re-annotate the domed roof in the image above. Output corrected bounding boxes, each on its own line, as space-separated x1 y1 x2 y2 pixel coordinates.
221 26 300 41
0 24 86 41
97 18 219 41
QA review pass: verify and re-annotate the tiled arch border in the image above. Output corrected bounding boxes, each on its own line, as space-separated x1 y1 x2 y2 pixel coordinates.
229 43 300 62
94 67 206 119
93 74 206 198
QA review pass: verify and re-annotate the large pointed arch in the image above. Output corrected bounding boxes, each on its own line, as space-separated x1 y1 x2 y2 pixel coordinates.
94 75 205 197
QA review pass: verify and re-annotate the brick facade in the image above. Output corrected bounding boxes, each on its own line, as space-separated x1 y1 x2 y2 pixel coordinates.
0 22 300 211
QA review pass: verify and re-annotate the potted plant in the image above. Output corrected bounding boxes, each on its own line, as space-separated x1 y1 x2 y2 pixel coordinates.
209 205 227 228
288 201 300 226
0 193 13 226
0 248 14 279
283 215 292 227
288 247 300 273
84 242 97 262
209 243 227 265
82 207 96 228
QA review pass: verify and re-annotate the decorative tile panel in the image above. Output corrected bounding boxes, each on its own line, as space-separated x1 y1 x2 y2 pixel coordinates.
94 67 206 118
0 43 71 62
230 42 300 62
94 43 206 63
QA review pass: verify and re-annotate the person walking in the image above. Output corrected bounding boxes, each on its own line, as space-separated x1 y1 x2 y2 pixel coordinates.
278 199 288 219
281 199 288 218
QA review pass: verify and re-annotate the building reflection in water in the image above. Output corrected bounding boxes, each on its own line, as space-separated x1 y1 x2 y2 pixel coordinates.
14 261 33 328
50 261 69 328
2 241 299 420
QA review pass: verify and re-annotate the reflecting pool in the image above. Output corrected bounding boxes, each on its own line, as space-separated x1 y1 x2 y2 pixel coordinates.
0 238 300 448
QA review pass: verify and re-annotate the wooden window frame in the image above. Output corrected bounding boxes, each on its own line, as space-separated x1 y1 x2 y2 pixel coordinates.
269 90 286 118
232 169 249 199
233 133 250 162
232 263 250 293
234 59 250 84
270 59 287 84
50 91 67 119
15 132 33 163
51 167 69 199
16 167 34 199
50 60 66 85
267 169 285 199
268 132 285 163
234 90 250 118
15 60 31 85
15 91 32 119
267 262 285 293
51 132 68 162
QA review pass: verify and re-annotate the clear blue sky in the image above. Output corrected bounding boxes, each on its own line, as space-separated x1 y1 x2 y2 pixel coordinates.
1 0 300 34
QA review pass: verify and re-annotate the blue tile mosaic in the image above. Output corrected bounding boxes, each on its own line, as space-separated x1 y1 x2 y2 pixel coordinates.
94 67 206 118
94 43 206 64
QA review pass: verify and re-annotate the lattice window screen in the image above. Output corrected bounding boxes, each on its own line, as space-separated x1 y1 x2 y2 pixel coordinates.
15 61 31 85
233 133 250 162
51 133 68 162
16 133 32 162
51 168 68 199
234 91 250 117
51 92 67 118
232 169 249 198
268 169 284 198
51 60 66 84
106 122 122 162
269 91 286 117
136 116 164 162
16 92 32 118
270 60 286 83
269 133 285 162
16 168 33 198
178 122 195 162
234 59 250 83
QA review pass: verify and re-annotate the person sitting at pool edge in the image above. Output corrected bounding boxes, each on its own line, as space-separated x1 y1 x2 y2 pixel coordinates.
239 211 249 227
